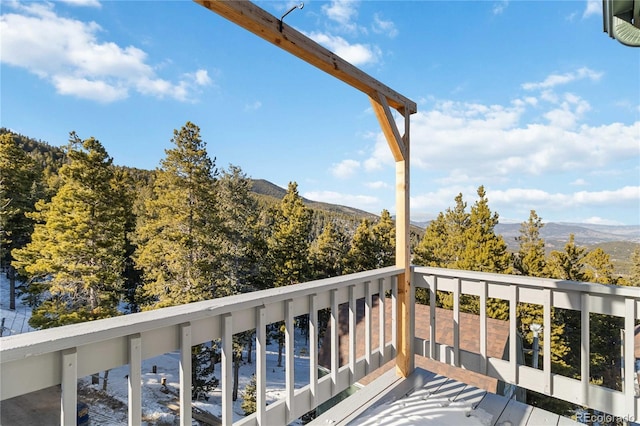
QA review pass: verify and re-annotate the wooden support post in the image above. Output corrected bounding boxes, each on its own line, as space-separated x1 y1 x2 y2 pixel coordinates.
196 0 417 381
369 92 413 377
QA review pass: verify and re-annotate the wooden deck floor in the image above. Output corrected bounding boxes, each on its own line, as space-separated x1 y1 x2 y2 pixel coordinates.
309 367 580 426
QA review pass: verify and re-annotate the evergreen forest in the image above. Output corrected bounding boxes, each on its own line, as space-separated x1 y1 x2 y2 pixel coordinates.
1 124 639 416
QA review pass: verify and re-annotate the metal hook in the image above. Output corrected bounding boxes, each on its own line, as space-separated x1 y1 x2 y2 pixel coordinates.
279 2 304 32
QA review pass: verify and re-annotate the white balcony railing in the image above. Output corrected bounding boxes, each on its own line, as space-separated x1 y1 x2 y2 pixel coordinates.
1 266 638 425
0 267 401 425
413 266 640 421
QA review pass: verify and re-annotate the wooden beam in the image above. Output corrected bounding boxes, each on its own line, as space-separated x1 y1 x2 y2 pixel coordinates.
194 0 417 115
394 119 413 378
369 92 406 161
195 0 415 379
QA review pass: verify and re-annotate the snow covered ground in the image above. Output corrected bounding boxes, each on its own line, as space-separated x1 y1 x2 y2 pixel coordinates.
0 274 35 336
0 273 313 425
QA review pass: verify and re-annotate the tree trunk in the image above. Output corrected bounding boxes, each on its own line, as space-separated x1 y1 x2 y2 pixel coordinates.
9 266 16 311
247 338 253 364
277 339 283 368
232 354 240 401
102 370 109 391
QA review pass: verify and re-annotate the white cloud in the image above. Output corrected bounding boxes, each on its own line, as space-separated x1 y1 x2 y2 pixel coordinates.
244 100 262 111
363 134 393 171
322 0 359 26
191 69 212 86
411 185 638 225
53 75 127 102
488 186 640 213
582 0 601 18
303 190 378 206
522 67 603 91
331 159 361 179
371 13 398 38
582 217 623 225
366 181 390 189
59 0 101 7
0 2 211 103
492 1 509 15
411 185 478 217
306 31 380 66
398 90 638 179
572 186 640 204
351 65 638 224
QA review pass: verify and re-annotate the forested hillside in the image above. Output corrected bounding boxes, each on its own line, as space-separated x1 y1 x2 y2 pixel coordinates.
2 124 639 417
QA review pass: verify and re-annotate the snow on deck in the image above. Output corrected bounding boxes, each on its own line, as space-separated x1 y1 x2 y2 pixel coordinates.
310 367 581 426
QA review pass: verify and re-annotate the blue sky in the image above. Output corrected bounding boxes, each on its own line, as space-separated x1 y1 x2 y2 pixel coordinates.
1 0 639 225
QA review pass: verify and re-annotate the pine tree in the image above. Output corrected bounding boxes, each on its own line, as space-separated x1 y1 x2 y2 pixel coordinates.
344 218 377 273
514 210 546 277
0 133 41 267
133 122 223 399
264 182 312 366
192 343 218 399
112 167 147 313
266 182 312 288
241 374 257 415
630 247 640 286
134 121 222 308
545 234 588 379
309 221 349 279
414 188 509 316
457 186 511 274
511 211 571 380
414 193 470 269
231 330 255 400
12 133 126 328
582 247 622 391
372 209 395 268
217 165 266 295
413 195 468 306
413 212 447 267
583 248 615 284
546 234 586 281
1 132 43 309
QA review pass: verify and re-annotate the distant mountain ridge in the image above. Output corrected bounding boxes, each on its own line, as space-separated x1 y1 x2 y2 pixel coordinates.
495 222 640 249
250 179 380 220
412 220 640 247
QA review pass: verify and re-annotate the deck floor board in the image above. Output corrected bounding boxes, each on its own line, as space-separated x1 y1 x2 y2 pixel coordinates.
308 367 580 425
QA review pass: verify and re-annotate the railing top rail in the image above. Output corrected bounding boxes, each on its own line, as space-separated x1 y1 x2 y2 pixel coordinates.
0 266 402 363
413 265 640 299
